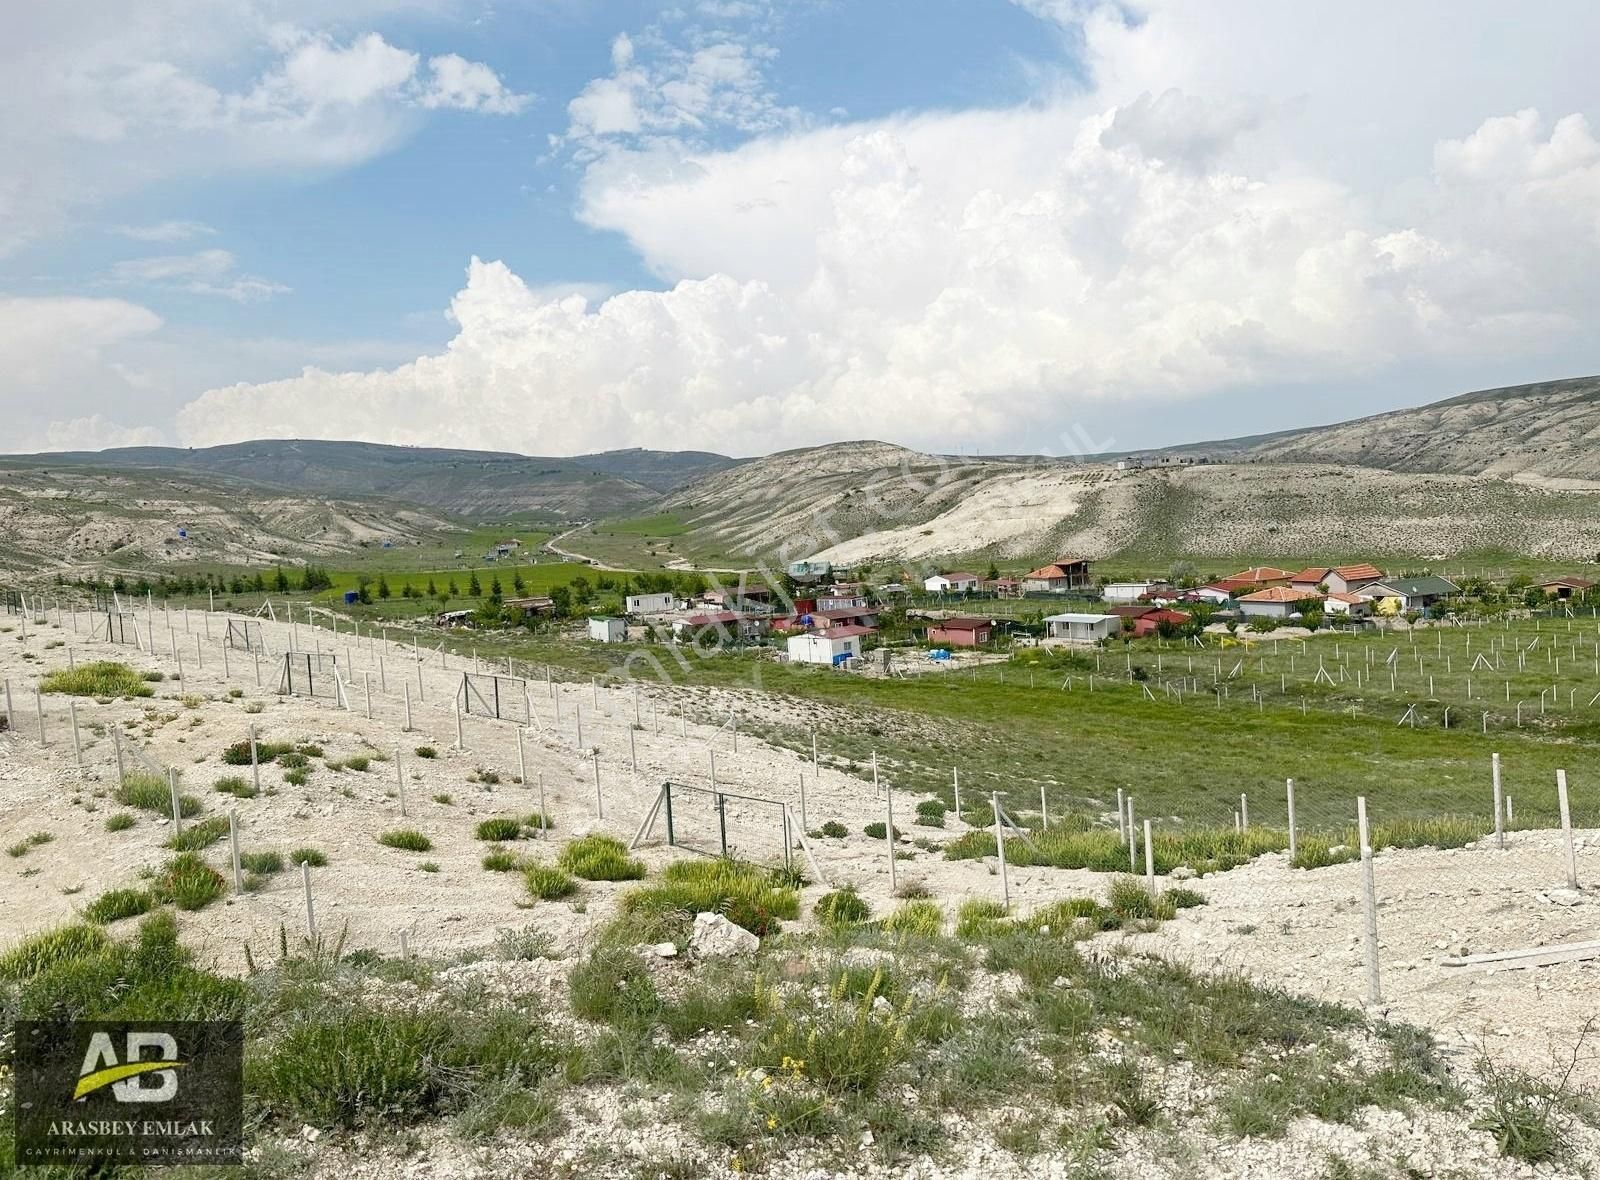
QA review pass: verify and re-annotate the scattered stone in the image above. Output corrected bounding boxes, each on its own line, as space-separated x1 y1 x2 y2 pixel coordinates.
689 911 758 958
649 942 678 959
1170 865 1198 881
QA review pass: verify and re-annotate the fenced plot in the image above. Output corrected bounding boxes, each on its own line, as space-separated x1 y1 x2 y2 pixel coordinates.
277 652 345 701
633 780 811 873
458 672 531 724
0 590 19 616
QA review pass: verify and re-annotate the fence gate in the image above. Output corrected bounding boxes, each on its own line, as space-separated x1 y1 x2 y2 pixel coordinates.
634 781 799 866
459 673 530 724
226 619 262 651
278 652 344 701
96 611 138 646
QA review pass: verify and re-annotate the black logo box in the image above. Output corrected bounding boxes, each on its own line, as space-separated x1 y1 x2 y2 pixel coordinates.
13 1020 243 1165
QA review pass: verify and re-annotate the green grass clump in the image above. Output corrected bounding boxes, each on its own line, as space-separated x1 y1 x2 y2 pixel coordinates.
283 768 309 787
221 739 293 765
524 863 577 901
524 812 555 834
415 746 438 759
104 812 136 832
814 887 872 928
863 822 901 841
945 823 1288 876
569 948 661 1025
817 820 849 839
240 850 285 875
116 772 202 818
213 774 257 799
84 888 155 924
955 899 1010 939
378 829 433 852
557 834 645 882
166 815 230 852
151 853 225 910
475 817 523 842
7 841 31 858
915 799 948 827
482 846 522 872
883 900 942 937
290 847 328 867
615 857 798 941
40 661 153 698
343 755 371 773
0 923 110 980
1291 836 1353 870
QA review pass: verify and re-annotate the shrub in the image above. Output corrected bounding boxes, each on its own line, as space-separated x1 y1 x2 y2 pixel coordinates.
475 817 523 842
863 822 901 841
433 793 453 805
289 847 328 867
414 746 438 759
883 900 942 937
915 799 948 827
283 768 309 787
152 853 225 910
524 812 555 835
213 775 257 799
955 899 1009 940
240 850 284 875
84 888 154 924
418 862 440 873
1167 887 1207 910
378 829 433 852
117 772 202 818
104 812 136 832
482 846 521 872
476 769 500 785
557 834 645 882
1107 875 1176 923
525 863 577 901
167 815 230 852
40 661 153 699
6 841 29 858
817 820 849 839
814 887 872 928
221 739 293 766
617 858 798 940
343 755 370 773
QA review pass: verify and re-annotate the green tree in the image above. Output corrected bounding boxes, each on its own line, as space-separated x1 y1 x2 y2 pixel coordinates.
426 578 438 598
274 567 290 593
489 574 502 602
468 571 482 598
986 561 999 581
447 578 460 597
549 586 573 617
512 570 526 595
377 575 391 600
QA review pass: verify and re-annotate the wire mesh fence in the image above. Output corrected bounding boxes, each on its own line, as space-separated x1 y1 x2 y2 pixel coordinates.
277 652 345 701
459 672 531 724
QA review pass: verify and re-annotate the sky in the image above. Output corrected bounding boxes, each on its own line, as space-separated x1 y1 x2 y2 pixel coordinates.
3 1 1599 460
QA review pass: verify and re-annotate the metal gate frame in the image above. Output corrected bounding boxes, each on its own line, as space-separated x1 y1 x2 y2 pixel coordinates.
458 672 530 723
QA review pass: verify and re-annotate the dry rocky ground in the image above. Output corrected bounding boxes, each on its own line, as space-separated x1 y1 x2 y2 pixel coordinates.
1 608 1598 1176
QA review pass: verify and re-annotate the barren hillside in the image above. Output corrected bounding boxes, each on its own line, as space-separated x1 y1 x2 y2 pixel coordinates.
1172 375 1600 482
0 463 453 574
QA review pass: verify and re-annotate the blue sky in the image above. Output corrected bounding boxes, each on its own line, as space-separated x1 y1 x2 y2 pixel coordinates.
3 1 1599 457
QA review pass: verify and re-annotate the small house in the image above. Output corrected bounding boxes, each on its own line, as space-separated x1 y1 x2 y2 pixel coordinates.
787 559 833 583
1042 612 1121 644
923 572 982 594
1539 576 1596 600
1226 566 1293 587
1237 586 1321 620
1021 559 1092 593
1287 564 1385 596
809 606 880 630
625 591 675 615
787 626 869 666
817 584 870 610
1128 608 1192 638
673 611 770 642
926 616 995 647
1363 576 1460 615
1322 591 1373 618
1102 581 1163 604
588 617 627 643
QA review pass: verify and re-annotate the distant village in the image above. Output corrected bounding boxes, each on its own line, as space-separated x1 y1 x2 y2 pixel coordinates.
432 551 1598 671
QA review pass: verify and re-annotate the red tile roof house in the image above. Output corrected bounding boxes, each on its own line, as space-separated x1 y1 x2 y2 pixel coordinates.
1227 566 1293 587
1129 608 1192 638
809 606 880 629
1540 576 1597 600
926 617 995 647
1021 559 1093 592
1287 564 1385 596
1237 586 1323 620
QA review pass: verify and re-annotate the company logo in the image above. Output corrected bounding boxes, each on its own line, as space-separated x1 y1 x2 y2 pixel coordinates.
74 1030 185 1103
14 1020 242 1165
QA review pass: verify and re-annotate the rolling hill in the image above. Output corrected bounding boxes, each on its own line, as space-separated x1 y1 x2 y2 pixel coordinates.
8 439 741 520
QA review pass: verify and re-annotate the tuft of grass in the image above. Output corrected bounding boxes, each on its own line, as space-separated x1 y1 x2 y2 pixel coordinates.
475 817 523 842
817 820 849 839
557 834 645 882
104 812 136 832
569 947 662 1025
814 887 871 928
40 661 153 699
289 847 328 867
116 772 202 818
915 799 948 827
946 823 1287 876
378 829 433 852
0 923 111 980
524 811 555 835
84 888 155 924
525 863 577 901
166 815 230 852
418 861 440 873
414 746 438 759
343 754 370 773
152 853 225 910
482 846 522 873
883 899 942 937
614 857 798 942
955 898 1009 940
7 841 31 858
863 822 901 841
213 774 258 799
240 850 285 875
221 739 293 766
283 767 309 787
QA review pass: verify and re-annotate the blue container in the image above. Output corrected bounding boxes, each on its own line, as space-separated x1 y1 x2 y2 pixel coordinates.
342 590 359 605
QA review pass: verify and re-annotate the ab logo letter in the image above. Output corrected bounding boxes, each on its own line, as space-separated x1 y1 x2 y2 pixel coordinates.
75 1030 184 1103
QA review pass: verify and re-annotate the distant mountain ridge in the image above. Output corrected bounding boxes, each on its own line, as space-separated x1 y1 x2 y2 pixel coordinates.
9 439 742 519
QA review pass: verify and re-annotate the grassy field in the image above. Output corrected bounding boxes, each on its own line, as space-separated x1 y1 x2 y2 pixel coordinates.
413 620 1600 836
